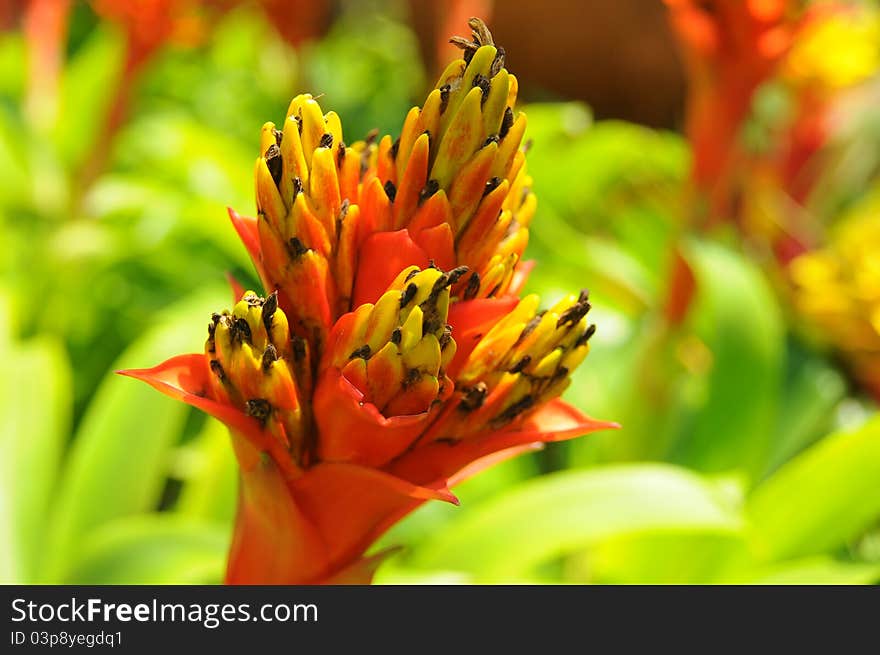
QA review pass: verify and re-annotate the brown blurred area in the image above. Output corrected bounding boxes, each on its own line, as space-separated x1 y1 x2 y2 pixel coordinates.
1 0 687 129
407 0 687 129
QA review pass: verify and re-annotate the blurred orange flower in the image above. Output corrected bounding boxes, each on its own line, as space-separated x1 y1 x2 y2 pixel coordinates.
666 0 799 218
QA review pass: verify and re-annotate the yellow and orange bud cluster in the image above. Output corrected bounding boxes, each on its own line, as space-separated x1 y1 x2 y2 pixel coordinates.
205 290 309 462
253 18 533 356
325 265 462 416
254 96 355 346
430 290 595 442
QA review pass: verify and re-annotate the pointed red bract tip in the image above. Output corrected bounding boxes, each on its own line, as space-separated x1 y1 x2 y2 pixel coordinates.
118 354 269 457
225 271 246 303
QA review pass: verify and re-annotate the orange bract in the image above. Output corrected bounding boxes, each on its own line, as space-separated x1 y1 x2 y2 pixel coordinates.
121 18 615 584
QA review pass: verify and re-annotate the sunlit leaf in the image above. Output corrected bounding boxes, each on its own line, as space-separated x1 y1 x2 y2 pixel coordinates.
43 287 226 581
53 25 125 169
64 514 228 584
671 241 784 479
173 418 238 526
587 531 749 584
764 345 846 476
0 338 71 583
747 414 880 561
413 464 743 581
730 557 880 585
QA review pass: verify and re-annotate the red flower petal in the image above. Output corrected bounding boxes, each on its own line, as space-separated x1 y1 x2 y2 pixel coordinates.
446 296 519 376
508 260 535 295
118 354 259 439
118 355 293 475
227 207 270 287
226 447 329 585
352 230 429 307
321 547 402 584
412 223 457 272
313 366 435 468
291 461 457 577
446 442 544 488
388 399 618 487
225 271 245 304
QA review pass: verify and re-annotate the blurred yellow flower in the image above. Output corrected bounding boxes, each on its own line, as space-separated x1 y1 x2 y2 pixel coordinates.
782 6 880 90
789 193 880 397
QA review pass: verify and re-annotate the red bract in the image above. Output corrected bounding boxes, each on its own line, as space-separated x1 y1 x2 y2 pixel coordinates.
121 19 616 584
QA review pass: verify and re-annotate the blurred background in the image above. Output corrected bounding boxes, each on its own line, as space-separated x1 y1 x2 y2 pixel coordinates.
2 0 880 584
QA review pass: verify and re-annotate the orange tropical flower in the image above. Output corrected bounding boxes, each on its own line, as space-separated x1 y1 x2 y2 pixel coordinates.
121 18 615 584
665 0 800 218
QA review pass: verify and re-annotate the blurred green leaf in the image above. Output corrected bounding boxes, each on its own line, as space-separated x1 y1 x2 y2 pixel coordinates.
412 464 743 581
0 337 71 583
376 455 539 554
64 514 227 584
588 531 748 584
747 414 880 561
764 344 846 476
53 25 125 169
173 418 238 526
731 557 880 585
44 287 226 581
373 567 474 585
304 10 424 139
671 241 784 478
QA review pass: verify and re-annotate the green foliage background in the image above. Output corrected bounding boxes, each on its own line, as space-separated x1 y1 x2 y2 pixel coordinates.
1 1 878 584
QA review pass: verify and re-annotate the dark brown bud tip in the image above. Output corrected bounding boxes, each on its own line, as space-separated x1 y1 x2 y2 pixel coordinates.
400 283 418 308
210 359 226 382
419 179 440 205
384 180 397 203
459 382 488 412
483 176 502 197
463 272 481 300
576 324 597 347
246 398 272 424
262 291 278 334
500 107 514 139
287 237 309 259
509 355 532 374
490 46 505 77
349 344 372 360
265 144 283 187
232 317 252 344
261 343 278 372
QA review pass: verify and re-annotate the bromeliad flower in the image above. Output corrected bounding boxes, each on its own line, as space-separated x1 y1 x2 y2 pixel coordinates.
121 18 616 584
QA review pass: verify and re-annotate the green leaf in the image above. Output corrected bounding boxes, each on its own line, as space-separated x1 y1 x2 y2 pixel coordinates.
64 514 228 584
588 531 749 584
764 345 846 476
671 241 784 479
731 557 880 585
412 464 743 582
43 287 226 581
53 25 125 169
0 338 71 583
376 455 538 553
173 418 238 526
747 414 880 561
